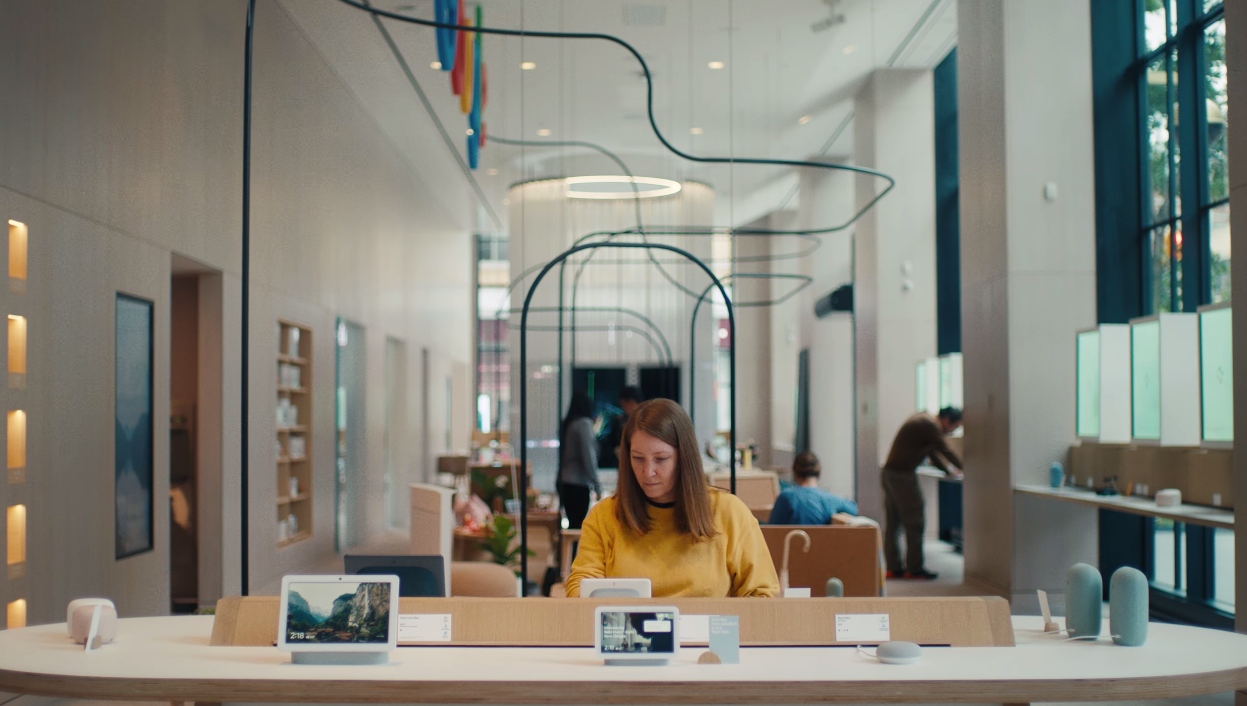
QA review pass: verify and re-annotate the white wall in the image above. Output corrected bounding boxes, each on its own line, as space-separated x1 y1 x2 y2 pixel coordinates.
0 0 474 622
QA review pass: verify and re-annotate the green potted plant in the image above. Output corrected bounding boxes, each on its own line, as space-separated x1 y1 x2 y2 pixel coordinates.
478 514 534 576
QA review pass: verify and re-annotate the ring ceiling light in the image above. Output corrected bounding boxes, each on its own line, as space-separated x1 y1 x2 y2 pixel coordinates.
564 175 682 200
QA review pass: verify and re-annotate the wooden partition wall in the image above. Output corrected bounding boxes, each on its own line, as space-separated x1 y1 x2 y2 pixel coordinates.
211 595 1014 648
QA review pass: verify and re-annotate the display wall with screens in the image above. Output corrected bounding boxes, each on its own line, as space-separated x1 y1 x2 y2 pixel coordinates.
1131 319 1161 441
1076 329 1101 438
1200 304 1233 444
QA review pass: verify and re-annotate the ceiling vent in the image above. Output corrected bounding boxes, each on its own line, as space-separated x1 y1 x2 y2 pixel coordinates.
622 4 666 27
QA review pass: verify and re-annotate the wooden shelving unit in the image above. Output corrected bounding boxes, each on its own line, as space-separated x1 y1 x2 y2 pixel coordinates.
277 320 312 548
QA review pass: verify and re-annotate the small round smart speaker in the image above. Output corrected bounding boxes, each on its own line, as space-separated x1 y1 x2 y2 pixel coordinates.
824 577 845 597
1065 563 1102 639
1109 566 1148 646
875 641 922 665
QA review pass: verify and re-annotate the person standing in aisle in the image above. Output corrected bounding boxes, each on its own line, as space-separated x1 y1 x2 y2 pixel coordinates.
558 390 600 529
880 407 962 579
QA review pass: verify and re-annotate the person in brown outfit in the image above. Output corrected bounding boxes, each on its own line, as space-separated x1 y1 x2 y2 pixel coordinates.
881 407 963 579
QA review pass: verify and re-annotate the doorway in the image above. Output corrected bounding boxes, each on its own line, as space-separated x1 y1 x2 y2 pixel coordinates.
334 318 367 551
169 255 224 614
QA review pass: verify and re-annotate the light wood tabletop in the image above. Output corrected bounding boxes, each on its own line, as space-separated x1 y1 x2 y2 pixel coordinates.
1 615 1246 704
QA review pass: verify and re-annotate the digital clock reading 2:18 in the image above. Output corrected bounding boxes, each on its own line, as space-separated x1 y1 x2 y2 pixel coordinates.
288 632 306 640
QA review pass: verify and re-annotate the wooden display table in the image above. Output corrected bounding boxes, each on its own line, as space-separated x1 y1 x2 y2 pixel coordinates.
1 615 1246 703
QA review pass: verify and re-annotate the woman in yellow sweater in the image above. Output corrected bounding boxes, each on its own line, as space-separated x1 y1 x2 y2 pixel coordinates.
565 399 779 597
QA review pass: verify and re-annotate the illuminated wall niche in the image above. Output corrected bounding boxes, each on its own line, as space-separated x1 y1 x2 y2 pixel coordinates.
7 410 24 484
7 504 25 579
6 599 25 629
8 315 25 389
7 220 26 294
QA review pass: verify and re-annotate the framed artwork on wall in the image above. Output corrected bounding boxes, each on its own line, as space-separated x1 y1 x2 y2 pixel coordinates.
115 293 154 559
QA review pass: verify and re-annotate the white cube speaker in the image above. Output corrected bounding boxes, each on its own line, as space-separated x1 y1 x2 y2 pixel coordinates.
67 598 116 647
1155 489 1182 507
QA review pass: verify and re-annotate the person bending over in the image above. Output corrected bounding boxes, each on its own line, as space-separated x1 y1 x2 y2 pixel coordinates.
768 452 858 525
566 399 779 597
880 407 963 580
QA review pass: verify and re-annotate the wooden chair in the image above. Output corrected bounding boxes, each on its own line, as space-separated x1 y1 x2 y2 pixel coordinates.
450 561 519 597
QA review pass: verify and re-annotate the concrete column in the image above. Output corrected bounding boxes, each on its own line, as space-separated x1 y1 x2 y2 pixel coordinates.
958 0 1098 602
853 70 938 521
735 222 773 467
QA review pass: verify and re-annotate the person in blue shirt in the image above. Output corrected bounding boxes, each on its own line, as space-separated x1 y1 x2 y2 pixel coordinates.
768 452 858 524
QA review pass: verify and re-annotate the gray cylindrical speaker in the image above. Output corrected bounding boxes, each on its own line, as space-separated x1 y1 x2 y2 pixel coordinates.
1065 563 1102 639
1109 566 1148 646
824 577 844 597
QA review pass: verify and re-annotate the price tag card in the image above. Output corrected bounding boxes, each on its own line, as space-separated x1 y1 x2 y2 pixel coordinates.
834 614 890 643
708 615 740 664
398 614 452 642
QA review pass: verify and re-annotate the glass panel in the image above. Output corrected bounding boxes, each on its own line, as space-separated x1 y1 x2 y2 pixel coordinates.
1131 320 1161 440
1145 54 1173 224
1076 330 1101 438
1144 0 1169 54
1200 305 1233 442
1213 527 1235 610
1209 202 1231 303
1149 225 1174 313
938 356 952 409
1203 0 1223 16
1205 19 1228 203
1152 519 1185 596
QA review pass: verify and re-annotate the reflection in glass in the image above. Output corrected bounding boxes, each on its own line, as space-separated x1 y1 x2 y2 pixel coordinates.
1144 53 1173 225
1209 203 1230 303
1205 20 1228 204
1149 226 1175 313
1213 527 1234 610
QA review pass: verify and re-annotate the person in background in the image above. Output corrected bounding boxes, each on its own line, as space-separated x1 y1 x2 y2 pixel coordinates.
880 407 963 580
558 390 599 529
601 386 643 468
566 399 779 597
768 452 858 524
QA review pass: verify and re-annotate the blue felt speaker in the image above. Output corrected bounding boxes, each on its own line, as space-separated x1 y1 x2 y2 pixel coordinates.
1065 563 1102 639
824 577 844 597
1109 566 1148 646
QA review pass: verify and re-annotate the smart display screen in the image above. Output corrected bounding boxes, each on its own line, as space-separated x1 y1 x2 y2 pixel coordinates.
284 580 391 644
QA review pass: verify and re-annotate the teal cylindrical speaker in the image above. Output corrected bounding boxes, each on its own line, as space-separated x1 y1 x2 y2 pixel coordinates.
1109 566 1148 646
1065 563 1103 639
824 577 844 597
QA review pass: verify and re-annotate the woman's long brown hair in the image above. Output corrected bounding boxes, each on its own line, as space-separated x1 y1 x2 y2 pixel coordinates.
614 399 716 540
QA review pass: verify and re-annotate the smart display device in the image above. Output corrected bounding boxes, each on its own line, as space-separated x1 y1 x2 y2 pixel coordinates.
579 577 652 598
593 606 679 665
278 574 399 665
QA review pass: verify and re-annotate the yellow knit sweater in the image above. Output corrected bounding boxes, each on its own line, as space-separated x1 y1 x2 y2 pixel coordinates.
565 487 779 598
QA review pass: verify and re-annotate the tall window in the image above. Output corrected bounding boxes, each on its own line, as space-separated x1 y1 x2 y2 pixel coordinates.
476 234 510 432
1141 0 1227 313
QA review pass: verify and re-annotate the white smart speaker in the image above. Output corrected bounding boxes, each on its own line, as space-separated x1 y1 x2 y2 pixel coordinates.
67 599 117 648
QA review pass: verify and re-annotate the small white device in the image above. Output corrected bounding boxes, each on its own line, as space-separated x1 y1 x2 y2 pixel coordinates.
278 574 399 665
579 577 652 598
66 598 114 636
1155 488 1182 507
594 606 679 665
67 599 117 649
872 641 923 665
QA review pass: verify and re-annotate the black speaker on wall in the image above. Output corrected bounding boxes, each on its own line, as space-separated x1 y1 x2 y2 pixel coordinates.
814 284 853 318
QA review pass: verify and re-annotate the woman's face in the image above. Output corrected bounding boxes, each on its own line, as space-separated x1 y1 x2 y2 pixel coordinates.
630 429 678 504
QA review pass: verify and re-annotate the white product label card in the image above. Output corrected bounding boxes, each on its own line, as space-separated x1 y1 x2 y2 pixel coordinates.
835 614 890 643
398 614 452 642
680 614 711 644
1037 589 1053 624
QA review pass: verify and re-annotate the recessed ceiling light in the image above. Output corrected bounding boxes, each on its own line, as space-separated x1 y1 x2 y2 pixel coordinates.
708 60 725 70
430 61 442 70
843 45 857 55
486 168 499 176
798 115 812 125
466 128 475 136
536 128 552 137
689 127 703 135
521 61 536 70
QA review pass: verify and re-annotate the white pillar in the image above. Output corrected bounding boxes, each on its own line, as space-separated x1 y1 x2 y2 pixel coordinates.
853 70 938 521
958 0 1098 602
